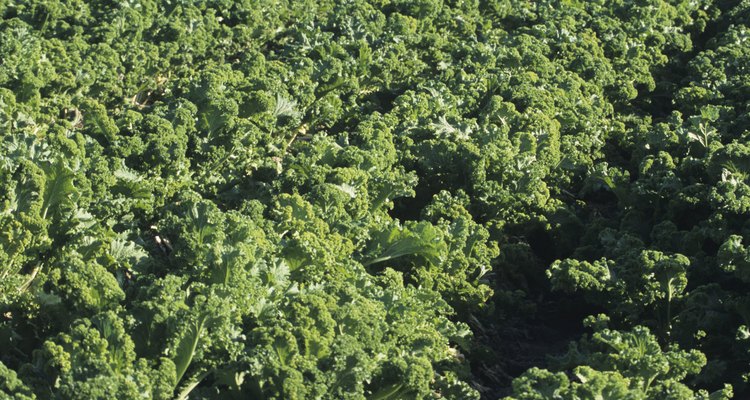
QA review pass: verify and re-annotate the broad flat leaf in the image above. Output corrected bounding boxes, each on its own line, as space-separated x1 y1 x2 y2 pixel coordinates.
363 222 446 267
40 159 77 220
272 93 299 120
173 314 207 385
110 236 149 268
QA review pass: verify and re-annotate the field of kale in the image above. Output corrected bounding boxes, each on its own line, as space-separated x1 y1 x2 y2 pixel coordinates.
1 0 750 398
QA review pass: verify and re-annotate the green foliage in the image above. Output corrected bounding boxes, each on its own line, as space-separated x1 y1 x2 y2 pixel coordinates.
0 0 748 398
719 235 750 282
505 319 733 400
0 361 35 400
363 221 447 268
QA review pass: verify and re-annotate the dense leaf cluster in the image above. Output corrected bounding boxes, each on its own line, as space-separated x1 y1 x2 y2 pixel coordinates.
0 0 749 399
